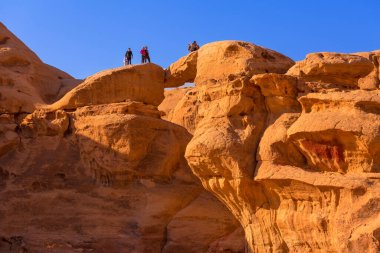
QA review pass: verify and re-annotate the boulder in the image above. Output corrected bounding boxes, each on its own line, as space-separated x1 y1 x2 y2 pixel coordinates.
195 41 295 86
72 102 191 183
48 63 165 110
163 41 295 88
287 52 374 87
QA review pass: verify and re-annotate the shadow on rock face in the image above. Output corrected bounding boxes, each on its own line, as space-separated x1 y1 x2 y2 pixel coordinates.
0 102 245 253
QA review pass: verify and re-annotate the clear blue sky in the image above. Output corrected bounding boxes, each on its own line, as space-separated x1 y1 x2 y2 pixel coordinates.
1 0 379 79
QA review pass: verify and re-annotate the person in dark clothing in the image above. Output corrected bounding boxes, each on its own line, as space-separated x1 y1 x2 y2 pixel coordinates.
124 48 133 65
144 46 151 63
140 47 147 63
190 41 200 52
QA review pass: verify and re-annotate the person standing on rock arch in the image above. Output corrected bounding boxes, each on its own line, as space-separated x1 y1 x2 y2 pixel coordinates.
140 46 151 63
124 48 133 65
145 46 151 63
140 47 147 63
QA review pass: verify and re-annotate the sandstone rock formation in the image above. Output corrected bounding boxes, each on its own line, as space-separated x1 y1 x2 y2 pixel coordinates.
48 63 165 110
0 23 244 253
158 87 198 132
163 41 380 252
2 20 380 253
286 52 374 87
0 22 80 114
355 50 380 90
163 41 294 134
164 52 197 88
1 101 243 252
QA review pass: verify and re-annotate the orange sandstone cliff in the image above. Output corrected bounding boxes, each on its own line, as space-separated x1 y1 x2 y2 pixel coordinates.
166 42 380 253
1 22 380 253
0 23 244 253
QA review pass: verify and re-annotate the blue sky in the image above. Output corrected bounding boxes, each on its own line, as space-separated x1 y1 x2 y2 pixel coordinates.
1 0 379 79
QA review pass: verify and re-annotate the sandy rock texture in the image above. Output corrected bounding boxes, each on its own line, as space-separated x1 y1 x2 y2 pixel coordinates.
354 50 380 90
163 40 380 252
0 102 243 253
286 52 374 87
49 63 165 110
3 20 380 253
163 41 294 134
0 24 244 253
0 23 80 114
164 52 198 88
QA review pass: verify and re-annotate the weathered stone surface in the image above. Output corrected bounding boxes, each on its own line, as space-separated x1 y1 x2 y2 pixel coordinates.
251 89 380 252
0 114 19 157
48 63 165 110
182 43 380 252
293 90 380 173
0 28 245 253
158 87 191 121
0 22 76 113
161 41 295 137
164 41 295 88
0 28 244 252
3 23 380 253
355 50 380 90
72 102 191 184
0 126 19 157
165 51 198 88
184 79 268 251
20 109 69 138
251 73 301 123
287 52 374 87
161 87 199 133
195 41 295 86
0 101 244 252
163 192 245 252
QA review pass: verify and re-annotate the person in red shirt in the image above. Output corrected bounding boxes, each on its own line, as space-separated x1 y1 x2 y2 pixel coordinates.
140 47 146 63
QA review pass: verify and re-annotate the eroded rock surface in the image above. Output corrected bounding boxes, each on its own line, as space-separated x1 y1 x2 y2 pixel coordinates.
164 52 198 88
355 50 380 90
161 41 380 252
162 41 294 134
2 21 380 253
1 102 243 252
286 52 374 88
0 22 80 114
48 63 165 110
0 24 244 253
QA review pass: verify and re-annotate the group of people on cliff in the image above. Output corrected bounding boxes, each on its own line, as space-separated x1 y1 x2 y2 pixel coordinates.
124 47 150 66
123 41 200 66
